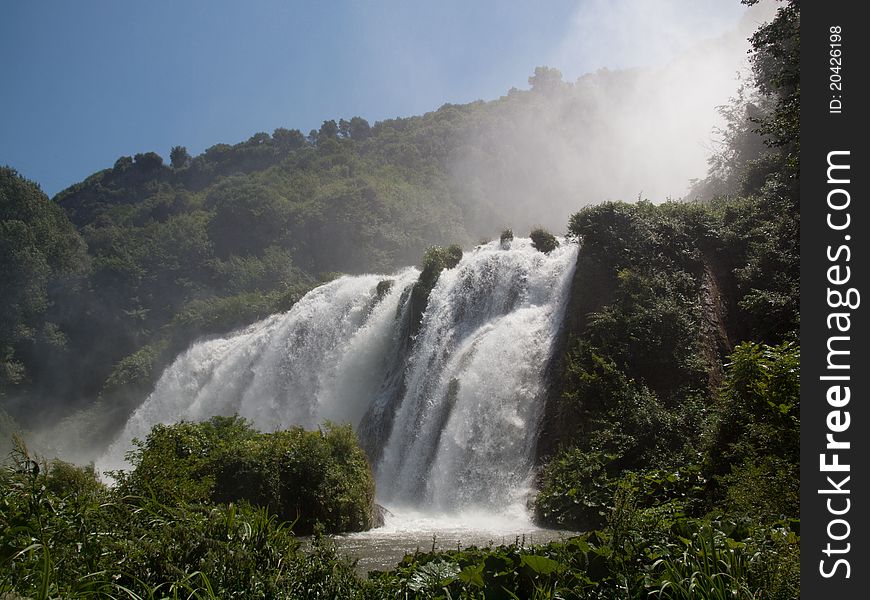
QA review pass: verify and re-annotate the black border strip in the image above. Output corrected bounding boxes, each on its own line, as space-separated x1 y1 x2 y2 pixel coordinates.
801 0 868 596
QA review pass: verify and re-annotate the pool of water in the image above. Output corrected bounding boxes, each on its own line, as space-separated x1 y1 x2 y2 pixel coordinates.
330 505 578 576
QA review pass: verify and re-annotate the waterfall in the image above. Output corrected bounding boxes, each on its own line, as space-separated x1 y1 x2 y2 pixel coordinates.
375 239 577 510
98 269 419 474
98 239 577 514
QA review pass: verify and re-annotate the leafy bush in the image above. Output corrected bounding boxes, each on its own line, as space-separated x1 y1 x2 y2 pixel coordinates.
499 228 514 247
535 449 612 530
529 227 559 254
702 341 800 520
103 339 168 392
364 516 797 600
0 439 362 598
418 244 463 292
117 417 377 534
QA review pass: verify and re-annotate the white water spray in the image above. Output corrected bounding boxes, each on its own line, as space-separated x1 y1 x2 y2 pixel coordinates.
376 239 577 510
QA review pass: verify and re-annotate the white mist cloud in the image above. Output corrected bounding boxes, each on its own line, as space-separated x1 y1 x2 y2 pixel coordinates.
450 0 780 236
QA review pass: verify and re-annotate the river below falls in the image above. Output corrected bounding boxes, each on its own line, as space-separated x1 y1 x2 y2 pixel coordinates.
328 506 579 575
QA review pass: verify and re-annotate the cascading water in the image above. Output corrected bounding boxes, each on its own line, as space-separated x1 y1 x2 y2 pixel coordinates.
375 240 577 510
98 268 420 474
98 239 577 519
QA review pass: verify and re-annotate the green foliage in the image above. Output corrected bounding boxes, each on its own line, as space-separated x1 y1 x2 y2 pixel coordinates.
116 417 376 534
650 523 757 600
499 228 513 247
117 416 253 505
692 0 799 202
529 227 558 254
134 152 166 173
527 81 800 599
543 201 719 498
702 342 799 521
272 127 307 151
103 340 168 392
418 244 463 292
528 66 566 95
205 177 291 257
42 459 105 502
170 145 191 170
364 516 797 600
535 443 707 533
535 449 613 530
0 438 363 599
714 191 799 343
745 0 799 177
0 167 88 391
348 116 372 140
547 189 798 492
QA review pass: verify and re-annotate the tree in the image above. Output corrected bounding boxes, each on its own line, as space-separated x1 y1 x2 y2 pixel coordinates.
113 155 133 173
745 0 799 159
118 417 377 534
318 119 339 142
693 0 800 200
530 227 559 254
205 177 290 257
338 118 351 138
528 66 566 94
272 127 306 151
349 116 371 140
133 151 165 173
0 168 88 390
169 146 191 169
247 132 270 146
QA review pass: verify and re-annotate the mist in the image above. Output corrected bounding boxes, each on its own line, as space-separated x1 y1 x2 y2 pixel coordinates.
450 1 778 236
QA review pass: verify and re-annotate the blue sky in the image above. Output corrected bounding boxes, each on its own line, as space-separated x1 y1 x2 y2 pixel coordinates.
1 0 748 197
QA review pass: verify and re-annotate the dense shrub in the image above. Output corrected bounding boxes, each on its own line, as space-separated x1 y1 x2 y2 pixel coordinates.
534 449 613 530
702 341 800 520
499 228 513 247
116 416 377 534
2 434 797 600
417 244 464 292
364 516 797 600
0 440 363 599
529 227 559 254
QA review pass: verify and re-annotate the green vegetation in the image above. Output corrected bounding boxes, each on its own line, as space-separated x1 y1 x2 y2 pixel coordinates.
115 416 377 535
0 168 88 393
529 227 559 254
499 228 514 247
528 3 800 598
1 430 370 599
366 516 797 600
0 429 798 600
